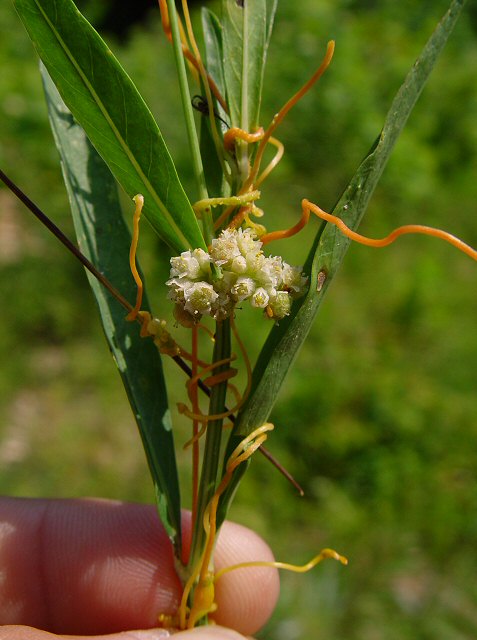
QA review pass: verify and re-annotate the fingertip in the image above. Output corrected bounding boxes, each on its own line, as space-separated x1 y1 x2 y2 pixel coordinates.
173 626 249 639
212 522 279 636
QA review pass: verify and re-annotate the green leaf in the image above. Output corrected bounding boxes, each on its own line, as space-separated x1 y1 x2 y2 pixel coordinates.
221 0 276 131
202 7 226 109
200 7 227 196
14 0 205 255
42 67 183 556
219 0 466 521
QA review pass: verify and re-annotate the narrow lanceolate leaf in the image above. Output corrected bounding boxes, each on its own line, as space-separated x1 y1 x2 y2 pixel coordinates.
42 67 183 556
222 0 276 131
219 0 466 522
15 0 205 255
200 8 227 196
202 7 226 116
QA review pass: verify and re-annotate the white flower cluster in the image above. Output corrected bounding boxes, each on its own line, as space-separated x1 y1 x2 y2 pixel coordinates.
167 228 308 324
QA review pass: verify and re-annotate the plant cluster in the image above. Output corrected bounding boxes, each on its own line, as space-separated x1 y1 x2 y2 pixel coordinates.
2 0 473 634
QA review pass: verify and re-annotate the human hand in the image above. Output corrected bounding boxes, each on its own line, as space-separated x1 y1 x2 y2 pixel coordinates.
0 497 279 639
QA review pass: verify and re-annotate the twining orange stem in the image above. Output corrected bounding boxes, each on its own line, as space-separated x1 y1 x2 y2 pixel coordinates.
255 136 285 188
178 425 273 628
178 396 240 424
126 195 145 322
158 0 228 112
178 425 346 629
186 356 237 394
261 198 477 262
226 204 253 230
213 203 239 230
200 426 273 576
181 356 238 448
244 41 335 192
223 127 265 153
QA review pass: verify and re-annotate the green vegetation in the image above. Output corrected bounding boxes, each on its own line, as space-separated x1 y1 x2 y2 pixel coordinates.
1 0 477 637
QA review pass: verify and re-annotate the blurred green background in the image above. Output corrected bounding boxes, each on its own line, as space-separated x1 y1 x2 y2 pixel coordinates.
1 0 477 638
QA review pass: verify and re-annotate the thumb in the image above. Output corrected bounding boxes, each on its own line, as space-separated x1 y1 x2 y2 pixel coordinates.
0 625 254 639
174 626 254 639
0 627 170 639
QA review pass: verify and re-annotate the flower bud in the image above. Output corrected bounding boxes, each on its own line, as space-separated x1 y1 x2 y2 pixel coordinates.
268 291 292 319
173 304 196 327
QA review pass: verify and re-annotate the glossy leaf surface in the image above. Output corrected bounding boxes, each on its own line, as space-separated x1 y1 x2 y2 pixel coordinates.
219 0 466 522
222 0 277 131
43 68 183 555
15 0 205 255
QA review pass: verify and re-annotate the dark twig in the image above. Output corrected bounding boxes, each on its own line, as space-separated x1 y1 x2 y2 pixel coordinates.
1 168 304 495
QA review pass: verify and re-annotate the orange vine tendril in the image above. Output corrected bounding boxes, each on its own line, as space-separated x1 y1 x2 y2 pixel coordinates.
214 547 348 581
230 205 266 236
194 191 261 219
244 41 335 192
125 196 192 356
180 355 237 448
177 423 274 629
177 318 252 449
180 0 226 167
212 41 334 233
223 126 265 153
255 136 285 188
175 423 345 629
260 198 477 263
158 0 228 113
181 316 253 441
225 204 252 230
121 196 299 493
126 194 145 323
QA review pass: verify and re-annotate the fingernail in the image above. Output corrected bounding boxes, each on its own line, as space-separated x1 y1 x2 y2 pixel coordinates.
120 630 171 639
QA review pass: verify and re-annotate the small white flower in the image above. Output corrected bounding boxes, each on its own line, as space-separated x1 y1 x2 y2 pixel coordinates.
231 277 256 301
281 263 308 296
214 270 236 295
210 229 240 266
259 255 283 289
193 248 211 269
251 287 270 308
230 255 248 273
245 250 266 275
170 251 200 279
236 227 261 257
166 277 193 303
166 226 307 321
183 282 218 316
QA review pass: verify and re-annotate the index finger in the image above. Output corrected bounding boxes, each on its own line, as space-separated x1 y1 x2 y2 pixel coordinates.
0 497 279 636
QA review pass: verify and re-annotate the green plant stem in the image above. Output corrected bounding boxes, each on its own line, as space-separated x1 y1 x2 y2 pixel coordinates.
236 2 250 183
240 1 249 130
187 318 231 573
165 0 214 245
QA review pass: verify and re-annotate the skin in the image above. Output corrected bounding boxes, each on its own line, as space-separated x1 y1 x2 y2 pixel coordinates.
0 498 280 640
